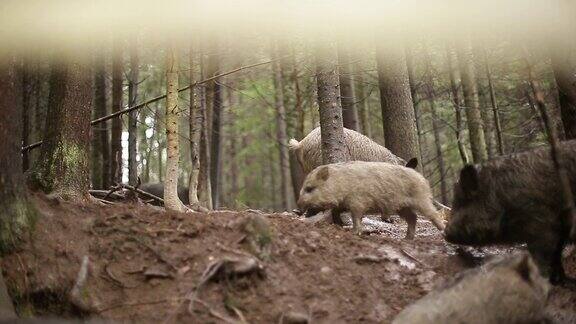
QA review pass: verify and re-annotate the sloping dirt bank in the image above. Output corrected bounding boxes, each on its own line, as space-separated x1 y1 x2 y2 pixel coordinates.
2 194 575 323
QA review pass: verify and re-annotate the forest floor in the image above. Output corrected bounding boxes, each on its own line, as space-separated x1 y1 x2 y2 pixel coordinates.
2 194 576 323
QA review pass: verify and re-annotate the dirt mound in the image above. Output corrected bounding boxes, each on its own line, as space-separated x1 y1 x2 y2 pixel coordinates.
2 194 576 323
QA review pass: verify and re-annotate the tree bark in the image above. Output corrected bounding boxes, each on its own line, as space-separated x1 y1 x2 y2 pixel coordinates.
289 46 305 200
455 37 488 163
337 41 359 131
29 54 93 200
164 43 186 212
128 37 139 185
314 38 349 164
423 46 448 204
375 37 419 162
445 42 469 165
551 47 576 140
198 52 213 209
353 61 372 138
0 56 37 253
21 61 36 172
405 45 425 170
272 40 294 210
473 43 495 159
111 38 123 184
206 44 222 208
482 47 504 155
188 44 203 208
91 48 110 189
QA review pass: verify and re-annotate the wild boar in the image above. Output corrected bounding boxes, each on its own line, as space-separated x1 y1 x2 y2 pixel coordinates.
393 253 550 324
444 140 576 283
288 127 405 175
289 127 418 222
297 161 445 238
139 182 189 205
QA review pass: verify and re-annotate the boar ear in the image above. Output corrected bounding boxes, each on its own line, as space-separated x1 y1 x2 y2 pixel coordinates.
317 166 330 182
512 254 534 283
459 164 479 194
405 157 418 169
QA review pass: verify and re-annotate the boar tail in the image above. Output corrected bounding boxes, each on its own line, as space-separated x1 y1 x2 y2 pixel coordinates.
288 139 301 151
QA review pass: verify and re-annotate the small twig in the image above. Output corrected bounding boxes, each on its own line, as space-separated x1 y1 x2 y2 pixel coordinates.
400 249 424 266
98 298 173 313
192 298 241 324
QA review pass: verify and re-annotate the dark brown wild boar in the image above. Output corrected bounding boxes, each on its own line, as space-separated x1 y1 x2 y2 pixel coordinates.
393 253 550 324
445 140 576 283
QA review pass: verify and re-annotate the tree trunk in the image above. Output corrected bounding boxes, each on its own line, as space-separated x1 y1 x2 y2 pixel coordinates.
21 61 35 172
206 46 222 208
164 44 186 212
29 54 93 200
353 61 372 138
289 47 305 200
0 56 37 253
198 53 213 209
337 41 359 131
445 42 469 165
473 43 495 159
405 45 425 170
375 38 419 162
91 48 110 189
423 47 448 204
128 38 139 185
455 37 488 163
111 38 123 184
551 47 576 140
188 44 203 208
314 39 349 164
482 47 505 155
272 40 293 210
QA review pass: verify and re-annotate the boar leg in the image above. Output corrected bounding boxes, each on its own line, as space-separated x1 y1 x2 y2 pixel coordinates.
527 237 566 284
350 208 364 236
398 208 417 240
331 209 345 226
380 213 393 223
416 202 445 231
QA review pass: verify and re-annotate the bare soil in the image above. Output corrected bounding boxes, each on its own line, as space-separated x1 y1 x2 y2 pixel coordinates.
2 194 576 323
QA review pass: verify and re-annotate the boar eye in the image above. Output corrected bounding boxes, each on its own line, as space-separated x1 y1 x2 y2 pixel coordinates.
304 186 315 193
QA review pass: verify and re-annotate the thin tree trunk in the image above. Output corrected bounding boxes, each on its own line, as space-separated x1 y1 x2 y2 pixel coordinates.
21 61 34 171
551 49 576 140
405 45 425 170
29 54 93 200
156 111 163 182
198 77 213 209
455 37 488 163
289 47 305 200
188 44 203 208
353 61 372 138
272 40 293 210
375 38 419 162
473 43 495 159
482 47 504 155
91 48 110 189
423 47 448 204
206 44 222 208
164 43 186 212
445 42 469 165
0 56 37 253
337 41 359 131
128 38 139 185
314 38 349 164
111 38 123 184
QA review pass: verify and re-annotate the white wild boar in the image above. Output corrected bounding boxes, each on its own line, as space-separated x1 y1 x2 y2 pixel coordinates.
393 253 550 324
288 127 405 175
297 161 445 238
